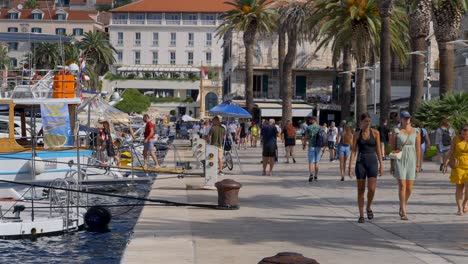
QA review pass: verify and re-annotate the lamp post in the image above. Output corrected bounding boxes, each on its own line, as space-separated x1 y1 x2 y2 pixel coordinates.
407 50 431 100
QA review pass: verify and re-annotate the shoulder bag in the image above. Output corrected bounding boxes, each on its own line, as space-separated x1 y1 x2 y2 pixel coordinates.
389 130 411 160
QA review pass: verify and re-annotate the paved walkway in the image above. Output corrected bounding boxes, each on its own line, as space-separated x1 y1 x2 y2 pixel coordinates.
122 140 467 264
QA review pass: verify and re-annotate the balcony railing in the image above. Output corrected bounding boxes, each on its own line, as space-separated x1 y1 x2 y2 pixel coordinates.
113 19 128 24
111 18 220 26
166 20 180 25
130 19 145 25
201 20 216 25
147 19 162 25
183 20 197 25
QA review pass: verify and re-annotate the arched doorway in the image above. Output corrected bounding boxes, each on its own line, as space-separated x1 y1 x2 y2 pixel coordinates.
205 92 218 111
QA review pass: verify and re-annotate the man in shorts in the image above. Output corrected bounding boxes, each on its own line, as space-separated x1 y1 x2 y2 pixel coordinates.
143 114 160 169
261 119 279 176
208 116 226 175
303 116 322 182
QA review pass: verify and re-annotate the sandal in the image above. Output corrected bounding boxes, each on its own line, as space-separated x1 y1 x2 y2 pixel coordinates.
358 216 365 223
400 215 408 220
399 207 403 217
456 211 463 216
366 210 374 220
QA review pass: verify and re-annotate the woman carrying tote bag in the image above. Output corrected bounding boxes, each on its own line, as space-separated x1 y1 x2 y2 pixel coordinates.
389 111 421 220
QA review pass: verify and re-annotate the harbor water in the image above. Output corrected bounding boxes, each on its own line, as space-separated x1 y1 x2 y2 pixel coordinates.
0 184 151 263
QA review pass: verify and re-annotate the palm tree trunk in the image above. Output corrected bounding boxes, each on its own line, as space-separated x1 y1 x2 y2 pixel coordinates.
409 37 426 114
356 64 367 127
243 28 257 113
432 0 463 97
341 45 352 121
378 0 393 123
406 0 431 113
278 28 286 99
438 42 455 96
282 29 297 123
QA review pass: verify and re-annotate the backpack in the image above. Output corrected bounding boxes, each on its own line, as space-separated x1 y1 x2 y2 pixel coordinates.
441 128 451 146
420 128 426 145
312 127 328 148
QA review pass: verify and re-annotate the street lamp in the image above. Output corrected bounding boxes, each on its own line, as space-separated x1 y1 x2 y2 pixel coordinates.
407 50 432 100
446 39 468 47
356 65 379 115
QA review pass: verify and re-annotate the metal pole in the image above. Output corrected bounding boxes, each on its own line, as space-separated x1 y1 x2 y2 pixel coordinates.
373 65 377 114
426 40 432 100
354 70 357 123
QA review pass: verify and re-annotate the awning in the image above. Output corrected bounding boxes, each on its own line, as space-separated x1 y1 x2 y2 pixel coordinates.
0 32 72 42
255 102 314 117
117 65 200 73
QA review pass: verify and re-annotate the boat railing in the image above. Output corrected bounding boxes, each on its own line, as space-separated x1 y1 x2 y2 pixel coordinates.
48 177 83 230
0 69 79 100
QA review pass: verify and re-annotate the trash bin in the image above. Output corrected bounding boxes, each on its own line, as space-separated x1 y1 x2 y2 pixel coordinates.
258 252 319 264
215 179 242 210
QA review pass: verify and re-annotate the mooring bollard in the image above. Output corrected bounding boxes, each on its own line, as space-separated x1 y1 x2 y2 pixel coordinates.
215 179 242 209
258 252 319 264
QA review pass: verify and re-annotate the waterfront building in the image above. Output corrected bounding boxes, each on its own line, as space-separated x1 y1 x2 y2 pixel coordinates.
105 0 230 118
0 6 104 68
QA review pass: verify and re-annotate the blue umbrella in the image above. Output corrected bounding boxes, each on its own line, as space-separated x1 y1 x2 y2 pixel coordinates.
208 104 252 118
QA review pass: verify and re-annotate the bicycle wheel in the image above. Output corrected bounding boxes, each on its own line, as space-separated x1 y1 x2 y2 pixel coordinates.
225 152 234 171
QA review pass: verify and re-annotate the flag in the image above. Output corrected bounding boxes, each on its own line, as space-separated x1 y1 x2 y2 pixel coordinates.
79 52 86 82
201 66 208 80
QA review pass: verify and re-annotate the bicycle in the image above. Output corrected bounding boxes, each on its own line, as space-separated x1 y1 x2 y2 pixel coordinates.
223 149 234 171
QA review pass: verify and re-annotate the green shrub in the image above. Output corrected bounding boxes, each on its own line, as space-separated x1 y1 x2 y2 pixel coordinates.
414 92 468 131
115 89 150 113
426 146 437 160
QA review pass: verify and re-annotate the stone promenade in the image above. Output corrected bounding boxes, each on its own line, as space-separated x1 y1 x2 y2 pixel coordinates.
122 140 467 264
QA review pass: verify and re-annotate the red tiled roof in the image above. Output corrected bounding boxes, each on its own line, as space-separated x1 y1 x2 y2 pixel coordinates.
0 9 98 21
111 0 232 13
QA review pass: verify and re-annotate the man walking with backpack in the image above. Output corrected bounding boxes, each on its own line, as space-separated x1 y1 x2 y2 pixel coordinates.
303 116 327 182
436 119 456 171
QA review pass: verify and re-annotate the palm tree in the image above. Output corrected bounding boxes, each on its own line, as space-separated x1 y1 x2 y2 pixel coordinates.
406 0 431 114
312 0 409 125
0 44 10 70
217 0 277 113
432 0 467 96
378 0 394 122
277 0 314 123
64 37 80 65
78 31 116 90
32 43 62 69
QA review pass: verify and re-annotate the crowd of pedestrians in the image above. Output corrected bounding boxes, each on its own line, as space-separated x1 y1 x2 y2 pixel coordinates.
181 112 467 222
239 112 467 223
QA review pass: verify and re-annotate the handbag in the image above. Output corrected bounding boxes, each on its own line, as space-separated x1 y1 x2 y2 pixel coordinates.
389 131 411 160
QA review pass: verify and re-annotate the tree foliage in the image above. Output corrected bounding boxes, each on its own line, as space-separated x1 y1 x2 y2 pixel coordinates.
115 89 151 114
0 44 10 70
414 92 468 130
217 0 277 113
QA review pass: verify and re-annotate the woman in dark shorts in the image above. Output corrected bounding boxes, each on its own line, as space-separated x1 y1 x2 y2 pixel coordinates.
349 113 384 223
239 122 247 150
283 120 296 163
